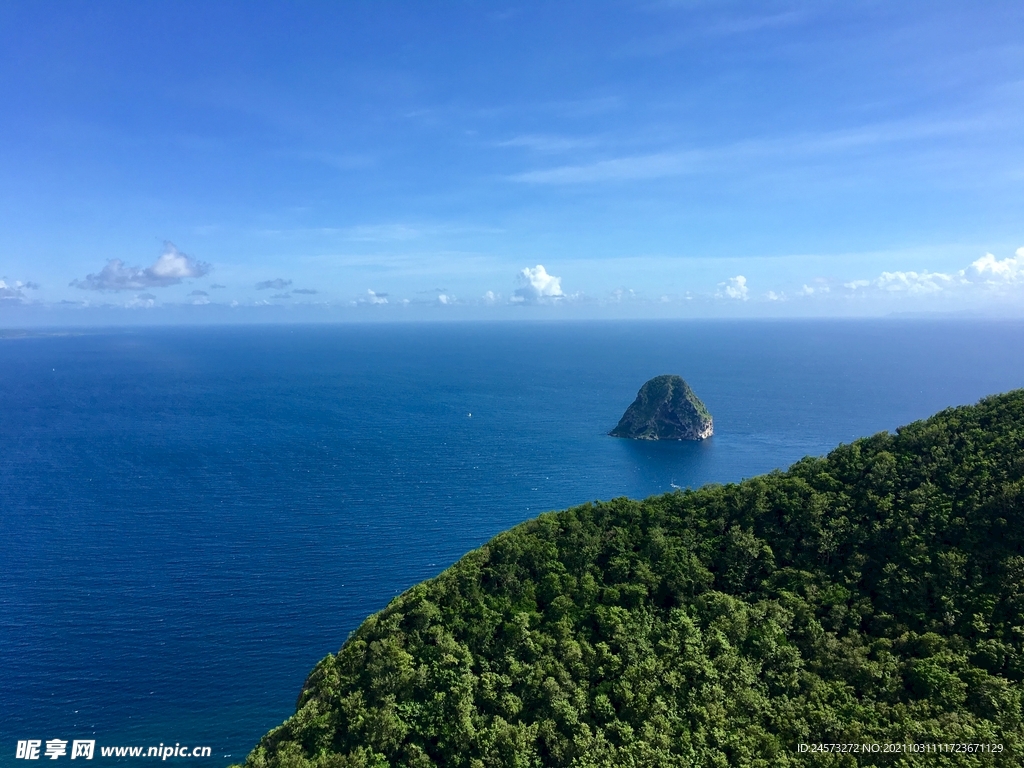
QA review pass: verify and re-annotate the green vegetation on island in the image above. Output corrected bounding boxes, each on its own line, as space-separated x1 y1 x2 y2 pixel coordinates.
610 374 713 441
244 391 1024 767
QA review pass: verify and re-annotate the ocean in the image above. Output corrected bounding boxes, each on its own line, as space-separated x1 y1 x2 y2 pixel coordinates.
2 320 1024 765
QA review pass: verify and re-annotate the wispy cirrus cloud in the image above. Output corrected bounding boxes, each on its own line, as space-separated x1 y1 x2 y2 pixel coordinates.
497 134 600 153
512 150 702 184
342 224 425 242
626 8 807 56
510 116 996 185
257 222 505 243
709 10 805 36
71 243 209 291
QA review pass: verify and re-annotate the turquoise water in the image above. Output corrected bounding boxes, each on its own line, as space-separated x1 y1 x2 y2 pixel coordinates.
2 320 1024 764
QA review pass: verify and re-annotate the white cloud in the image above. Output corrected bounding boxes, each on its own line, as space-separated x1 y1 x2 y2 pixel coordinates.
0 280 26 301
125 293 156 309
839 248 1023 299
359 289 388 305
437 293 452 305
148 246 204 282
875 270 955 294
0 278 40 301
766 290 786 301
482 290 500 305
962 250 1022 283
717 275 749 300
610 288 639 302
839 246 1024 301
796 279 830 296
513 264 564 303
71 243 209 291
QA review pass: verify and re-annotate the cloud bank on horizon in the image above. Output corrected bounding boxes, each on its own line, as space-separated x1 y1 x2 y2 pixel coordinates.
1 2 1023 321
846 250 1023 296
6 246 1024 317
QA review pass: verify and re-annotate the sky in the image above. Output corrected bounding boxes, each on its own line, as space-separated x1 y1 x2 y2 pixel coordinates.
1 0 1023 323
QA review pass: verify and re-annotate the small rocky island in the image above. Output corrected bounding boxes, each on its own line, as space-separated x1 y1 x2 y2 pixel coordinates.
610 374 713 440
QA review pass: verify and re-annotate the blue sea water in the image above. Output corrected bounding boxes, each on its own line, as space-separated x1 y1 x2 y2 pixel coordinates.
2 320 1024 765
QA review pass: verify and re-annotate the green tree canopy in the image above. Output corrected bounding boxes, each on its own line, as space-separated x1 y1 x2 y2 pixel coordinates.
242 391 1024 767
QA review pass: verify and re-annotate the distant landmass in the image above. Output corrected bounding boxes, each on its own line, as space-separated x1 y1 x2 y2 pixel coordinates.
610 374 713 440
241 391 1024 767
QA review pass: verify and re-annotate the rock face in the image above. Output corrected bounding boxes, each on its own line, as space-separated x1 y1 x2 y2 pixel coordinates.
610 374 713 440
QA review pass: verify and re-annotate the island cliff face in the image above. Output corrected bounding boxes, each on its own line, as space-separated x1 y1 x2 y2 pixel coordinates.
610 374 713 440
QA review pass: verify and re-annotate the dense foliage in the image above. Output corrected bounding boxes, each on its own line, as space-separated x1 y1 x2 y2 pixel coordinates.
243 391 1024 767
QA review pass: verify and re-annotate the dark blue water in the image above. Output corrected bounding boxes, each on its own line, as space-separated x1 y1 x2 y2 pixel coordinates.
3 320 1024 765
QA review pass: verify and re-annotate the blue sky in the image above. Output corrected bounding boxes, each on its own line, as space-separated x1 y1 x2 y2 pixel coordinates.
1 0 1023 322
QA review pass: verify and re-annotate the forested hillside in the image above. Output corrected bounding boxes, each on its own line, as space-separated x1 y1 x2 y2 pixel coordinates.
242 391 1024 767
